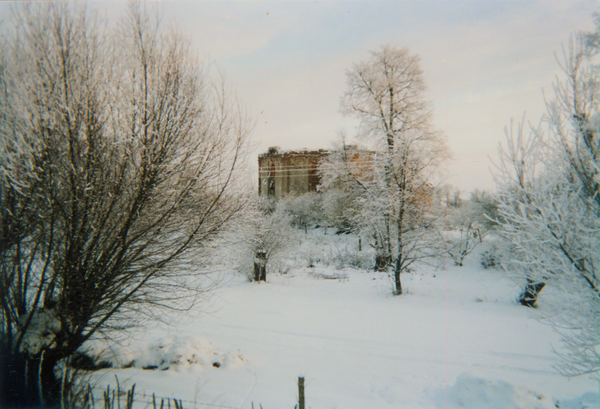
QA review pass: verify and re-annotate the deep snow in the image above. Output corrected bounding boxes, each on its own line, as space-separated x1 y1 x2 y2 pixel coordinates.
88 229 599 409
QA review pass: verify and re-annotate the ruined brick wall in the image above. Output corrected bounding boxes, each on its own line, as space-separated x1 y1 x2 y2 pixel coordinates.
258 148 329 199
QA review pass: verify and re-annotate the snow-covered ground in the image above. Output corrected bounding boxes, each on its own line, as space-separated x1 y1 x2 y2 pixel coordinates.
89 229 599 409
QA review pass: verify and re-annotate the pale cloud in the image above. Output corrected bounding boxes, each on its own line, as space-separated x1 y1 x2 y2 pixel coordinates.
221 0 599 191
1 0 598 192
161 3 285 59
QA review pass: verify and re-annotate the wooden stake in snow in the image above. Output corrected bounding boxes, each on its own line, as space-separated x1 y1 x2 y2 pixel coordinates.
298 376 305 409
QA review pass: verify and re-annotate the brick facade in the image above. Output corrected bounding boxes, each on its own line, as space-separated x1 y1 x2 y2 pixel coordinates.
258 147 329 199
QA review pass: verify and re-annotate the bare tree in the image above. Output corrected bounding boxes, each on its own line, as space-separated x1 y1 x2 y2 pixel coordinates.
495 32 600 307
338 45 449 294
494 118 550 307
494 32 599 377
0 3 250 406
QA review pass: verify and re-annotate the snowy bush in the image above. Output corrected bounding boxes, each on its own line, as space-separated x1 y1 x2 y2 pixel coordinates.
443 190 499 267
480 247 501 269
290 227 374 270
331 245 372 270
225 196 295 281
321 243 372 270
445 224 483 267
320 188 357 230
469 189 501 230
279 192 324 231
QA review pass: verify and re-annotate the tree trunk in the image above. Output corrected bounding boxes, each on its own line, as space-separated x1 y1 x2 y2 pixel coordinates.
254 249 267 282
373 234 388 271
394 199 406 296
394 269 402 295
393 251 403 295
28 350 62 408
0 347 34 408
519 279 546 307
1 340 69 408
259 266 266 282
385 215 392 264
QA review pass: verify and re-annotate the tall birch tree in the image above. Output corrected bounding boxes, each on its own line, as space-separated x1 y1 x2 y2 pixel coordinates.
339 45 448 294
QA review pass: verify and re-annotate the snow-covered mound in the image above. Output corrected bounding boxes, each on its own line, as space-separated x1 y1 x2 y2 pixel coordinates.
430 372 555 409
558 392 600 409
105 336 245 371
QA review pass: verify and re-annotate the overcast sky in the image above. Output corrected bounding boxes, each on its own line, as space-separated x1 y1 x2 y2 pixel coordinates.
2 0 599 192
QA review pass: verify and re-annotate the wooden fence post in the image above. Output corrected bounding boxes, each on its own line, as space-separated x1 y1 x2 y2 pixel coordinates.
298 376 305 409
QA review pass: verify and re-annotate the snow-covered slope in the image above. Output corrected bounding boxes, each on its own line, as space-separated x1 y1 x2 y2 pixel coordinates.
89 231 599 409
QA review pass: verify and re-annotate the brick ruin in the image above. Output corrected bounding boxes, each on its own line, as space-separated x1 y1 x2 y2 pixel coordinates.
258 147 329 199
